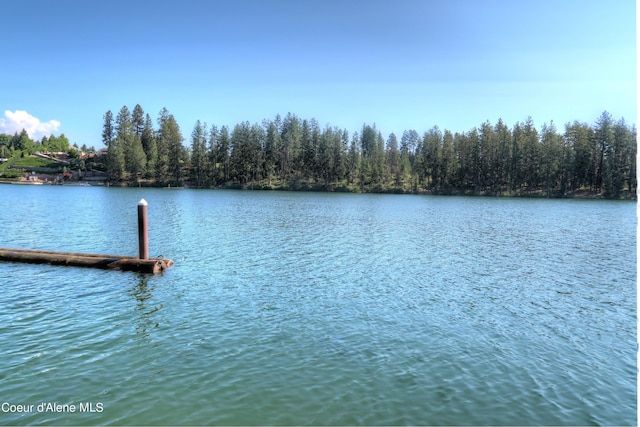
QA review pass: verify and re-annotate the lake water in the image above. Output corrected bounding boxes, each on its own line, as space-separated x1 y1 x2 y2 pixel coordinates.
0 185 636 426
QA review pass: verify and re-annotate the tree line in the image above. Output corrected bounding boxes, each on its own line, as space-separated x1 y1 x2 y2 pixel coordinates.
0 130 85 158
103 105 636 198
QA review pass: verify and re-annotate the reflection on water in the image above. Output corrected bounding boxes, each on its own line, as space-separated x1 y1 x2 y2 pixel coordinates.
0 186 635 426
129 274 162 336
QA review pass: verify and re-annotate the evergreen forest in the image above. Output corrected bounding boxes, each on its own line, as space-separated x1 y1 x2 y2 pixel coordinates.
102 104 636 198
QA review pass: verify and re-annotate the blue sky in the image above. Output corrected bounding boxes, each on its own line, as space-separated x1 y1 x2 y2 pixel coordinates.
1 0 635 147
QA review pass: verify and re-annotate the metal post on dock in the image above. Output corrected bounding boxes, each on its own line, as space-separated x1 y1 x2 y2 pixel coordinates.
138 199 149 260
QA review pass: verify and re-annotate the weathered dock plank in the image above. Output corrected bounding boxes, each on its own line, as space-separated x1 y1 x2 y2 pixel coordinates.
0 248 173 274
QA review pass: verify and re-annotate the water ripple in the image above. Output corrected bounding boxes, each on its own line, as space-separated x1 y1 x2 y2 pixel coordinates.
0 188 635 425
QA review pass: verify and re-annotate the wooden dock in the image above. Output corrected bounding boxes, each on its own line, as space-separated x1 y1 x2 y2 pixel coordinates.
1 199 174 274
0 248 173 274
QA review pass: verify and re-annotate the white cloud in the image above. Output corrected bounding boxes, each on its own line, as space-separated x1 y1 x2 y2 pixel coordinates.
0 110 61 140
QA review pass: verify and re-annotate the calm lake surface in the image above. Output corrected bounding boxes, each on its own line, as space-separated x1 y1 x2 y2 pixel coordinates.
0 185 636 426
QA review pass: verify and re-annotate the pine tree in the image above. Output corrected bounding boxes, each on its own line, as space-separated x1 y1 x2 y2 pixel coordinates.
102 110 114 147
115 106 133 175
263 120 280 186
279 113 301 180
398 130 416 189
626 125 637 192
132 104 145 138
608 118 634 196
327 127 345 185
336 129 349 184
360 124 379 186
207 124 219 185
300 119 315 178
479 121 496 190
115 106 146 180
565 122 594 191
156 108 183 184
316 126 332 185
168 118 185 184
519 117 540 190
190 120 208 187
347 132 361 187
418 126 442 189
104 110 124 182
594 111 614 193
386 133 399 185
230 121 251 184
493 119 512 191
539 122 563 196
248 123 265 184
439 129 457 191
141 114 157 179
129 137 147 181
217 126 231 183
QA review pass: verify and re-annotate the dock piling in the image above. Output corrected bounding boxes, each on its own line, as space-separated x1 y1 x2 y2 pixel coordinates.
138 199 149 260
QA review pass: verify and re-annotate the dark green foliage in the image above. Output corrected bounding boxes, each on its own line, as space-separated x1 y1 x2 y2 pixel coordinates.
141 114 157 179
0 168 22 179
216 126 231 183
100 107 636 198
103 110 124 181
153 107 185 184
41 134 69 153
0 131 70 164
190 120 208 187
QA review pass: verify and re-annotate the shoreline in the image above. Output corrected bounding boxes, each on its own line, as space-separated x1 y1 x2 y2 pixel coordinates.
1 178 635 200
